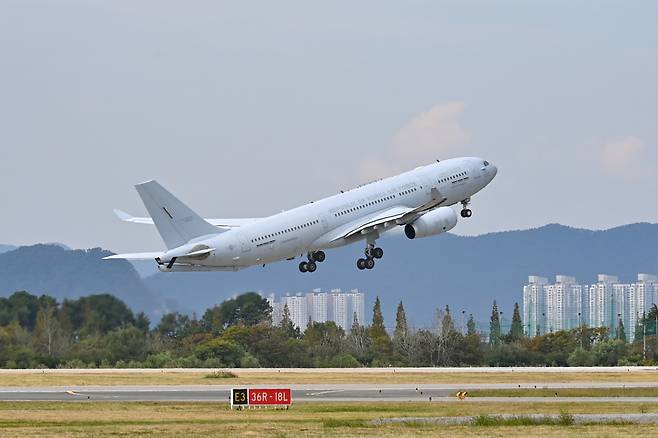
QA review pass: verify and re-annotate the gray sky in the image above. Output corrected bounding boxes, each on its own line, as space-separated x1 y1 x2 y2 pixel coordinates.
1 1 656 253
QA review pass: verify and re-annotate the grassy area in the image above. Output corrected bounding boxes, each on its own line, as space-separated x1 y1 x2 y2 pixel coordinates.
0 401 658 437
469 387 658 397
1 370 658 386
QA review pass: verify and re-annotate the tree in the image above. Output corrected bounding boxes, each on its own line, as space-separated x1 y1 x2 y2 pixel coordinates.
345 320 371 364
489 301 501 346
370 297 386 338
367 297 393 363
509 302 524 341
0 291 42 330
33 302 62 357
393 301 408 340
466 314 477 336
435 306 461 366
157 312 190 338
280 304 300 339
202 292 271 332
135 312 150 332
303 321 345 366
60 294 135 335
617 318 627 343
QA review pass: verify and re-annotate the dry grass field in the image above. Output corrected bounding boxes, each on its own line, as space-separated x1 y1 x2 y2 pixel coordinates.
0 369 657 387
0 401 657 437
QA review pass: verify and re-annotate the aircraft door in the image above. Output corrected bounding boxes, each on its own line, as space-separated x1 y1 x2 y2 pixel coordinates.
237 232 252 253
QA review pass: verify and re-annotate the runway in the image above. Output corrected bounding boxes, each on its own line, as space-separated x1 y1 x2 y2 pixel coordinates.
1 383 657 403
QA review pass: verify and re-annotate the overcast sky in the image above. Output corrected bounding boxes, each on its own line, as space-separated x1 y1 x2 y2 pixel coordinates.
1 1 656 253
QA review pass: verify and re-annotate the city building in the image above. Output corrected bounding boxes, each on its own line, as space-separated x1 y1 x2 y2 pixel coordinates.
306 289 328 323
523 273 658 341
588 275 618 331
268 289 366 332
283 293 308 330
523 276 547 336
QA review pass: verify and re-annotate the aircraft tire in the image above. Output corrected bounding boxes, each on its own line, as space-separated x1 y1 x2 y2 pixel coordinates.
365 258 375 269
315 251 326 262
299 261 308 273
373 247 384 259
357 258 367 270
307 261 317 272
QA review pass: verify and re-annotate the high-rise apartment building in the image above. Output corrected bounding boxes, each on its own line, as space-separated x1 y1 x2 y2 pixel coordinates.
588 275 618 331
306 289 328 323
283 293 309 330
523 276 547 336
269 289 366 332
524 273 658 341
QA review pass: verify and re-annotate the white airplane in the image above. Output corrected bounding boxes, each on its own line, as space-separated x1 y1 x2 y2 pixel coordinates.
105 157 497 272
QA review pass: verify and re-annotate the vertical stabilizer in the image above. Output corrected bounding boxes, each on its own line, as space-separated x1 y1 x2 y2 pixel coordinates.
135 180 220 249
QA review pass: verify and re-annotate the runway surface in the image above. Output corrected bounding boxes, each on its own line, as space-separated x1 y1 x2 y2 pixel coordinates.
1 383 657 403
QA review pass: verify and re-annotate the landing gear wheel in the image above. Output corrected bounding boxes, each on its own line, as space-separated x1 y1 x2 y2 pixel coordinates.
461 209 472 218
299 261 308 273
365 258 375 269
314 251 326 262
373 247 384 259
357 258 367 270
306 261 317 272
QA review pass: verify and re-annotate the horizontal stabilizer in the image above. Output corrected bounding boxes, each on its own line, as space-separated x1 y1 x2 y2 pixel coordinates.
113 209 259 228
113 209 155 224
103 252 163 260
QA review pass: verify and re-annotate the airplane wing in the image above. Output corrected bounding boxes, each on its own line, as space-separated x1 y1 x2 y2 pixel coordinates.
103 252 163 260
113 209 260 229
330 187 449 242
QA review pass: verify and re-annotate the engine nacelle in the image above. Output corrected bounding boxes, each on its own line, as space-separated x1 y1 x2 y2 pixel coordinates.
404 207 458 239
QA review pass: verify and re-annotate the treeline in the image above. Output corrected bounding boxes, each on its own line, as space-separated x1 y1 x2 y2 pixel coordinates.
0 291 657 368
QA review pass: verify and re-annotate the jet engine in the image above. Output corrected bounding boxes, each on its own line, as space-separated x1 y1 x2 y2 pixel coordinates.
404 207 458 239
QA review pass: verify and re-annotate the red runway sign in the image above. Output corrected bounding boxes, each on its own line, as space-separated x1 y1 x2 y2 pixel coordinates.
231 388 292 408
248 388 291 405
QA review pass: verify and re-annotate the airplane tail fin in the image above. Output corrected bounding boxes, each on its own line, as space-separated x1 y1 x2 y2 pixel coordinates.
135 180 221 249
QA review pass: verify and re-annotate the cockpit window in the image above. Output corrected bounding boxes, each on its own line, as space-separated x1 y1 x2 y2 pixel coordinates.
483 161 490 166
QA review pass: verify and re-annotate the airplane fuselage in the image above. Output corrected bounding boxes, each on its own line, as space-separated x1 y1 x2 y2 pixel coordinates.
185 157 496 269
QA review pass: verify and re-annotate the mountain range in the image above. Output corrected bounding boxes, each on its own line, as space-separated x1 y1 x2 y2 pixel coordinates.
1 223 657 328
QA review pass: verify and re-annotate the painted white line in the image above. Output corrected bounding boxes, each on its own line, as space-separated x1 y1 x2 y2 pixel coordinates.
307 390 345 396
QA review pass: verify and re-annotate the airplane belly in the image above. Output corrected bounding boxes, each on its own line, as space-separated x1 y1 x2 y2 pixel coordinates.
277 236 303 259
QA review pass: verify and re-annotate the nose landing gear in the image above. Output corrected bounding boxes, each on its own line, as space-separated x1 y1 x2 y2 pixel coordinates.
460 199 473 218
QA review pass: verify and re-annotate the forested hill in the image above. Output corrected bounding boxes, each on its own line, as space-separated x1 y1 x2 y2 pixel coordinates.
0 245 173 320
145 223 658 328
1 223 657 328
0 245 16 254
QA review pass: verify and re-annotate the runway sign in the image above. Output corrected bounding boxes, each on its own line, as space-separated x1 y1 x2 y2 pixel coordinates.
231 388 248 407
231 388 292 409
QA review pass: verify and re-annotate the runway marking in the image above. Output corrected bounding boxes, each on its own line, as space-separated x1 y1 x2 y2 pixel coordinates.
307 390 345 396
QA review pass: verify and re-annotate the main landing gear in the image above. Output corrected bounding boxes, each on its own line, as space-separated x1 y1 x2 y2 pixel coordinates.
460 199 473 218
357 245 383 270
298 250 326 273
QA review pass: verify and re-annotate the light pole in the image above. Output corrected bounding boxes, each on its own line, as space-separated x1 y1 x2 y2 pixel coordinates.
617 313 622 340
461 310 466 335
642 318 647 361
578 312 583 348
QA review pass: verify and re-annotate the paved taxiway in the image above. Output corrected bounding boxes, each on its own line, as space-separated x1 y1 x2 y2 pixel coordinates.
1 383 658 402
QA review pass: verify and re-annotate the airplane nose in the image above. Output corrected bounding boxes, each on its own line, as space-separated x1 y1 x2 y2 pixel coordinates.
490 164 498 178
